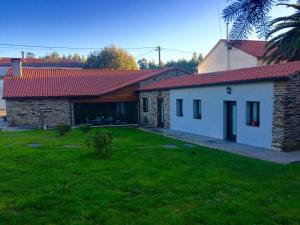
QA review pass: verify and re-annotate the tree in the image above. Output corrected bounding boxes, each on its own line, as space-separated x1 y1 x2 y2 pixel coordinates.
148 60 160 69
263 2 300 64
165 52 203 73
137 58 148 69
223 0 288 40
67 54 73 60
136 53 202 72
85 45 137 69
43 52 61 60
72 53 82 62
81 55 87 63
26 52 35 58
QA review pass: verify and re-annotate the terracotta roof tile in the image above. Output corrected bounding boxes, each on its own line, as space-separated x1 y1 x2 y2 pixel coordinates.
3 67 179 98
139 61 300 91
222 39 268 58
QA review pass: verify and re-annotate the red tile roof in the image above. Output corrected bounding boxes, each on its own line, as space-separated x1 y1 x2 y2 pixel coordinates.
226 40 268 58
0 58 83 68
3 67 181 98
139 61 300 91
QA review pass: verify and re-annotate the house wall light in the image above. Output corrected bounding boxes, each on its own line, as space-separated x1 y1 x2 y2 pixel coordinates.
226 87 232 94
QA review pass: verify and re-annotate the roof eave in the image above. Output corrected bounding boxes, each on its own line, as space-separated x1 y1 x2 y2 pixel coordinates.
138 77 288 92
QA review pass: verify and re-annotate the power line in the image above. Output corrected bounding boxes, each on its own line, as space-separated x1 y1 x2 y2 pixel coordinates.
0 43 195 54
162 47 194 54
135 48 155 59
0 43 155 51
0 43 198 62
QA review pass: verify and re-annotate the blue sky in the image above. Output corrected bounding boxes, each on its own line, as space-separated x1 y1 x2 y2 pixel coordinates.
0 0 295 63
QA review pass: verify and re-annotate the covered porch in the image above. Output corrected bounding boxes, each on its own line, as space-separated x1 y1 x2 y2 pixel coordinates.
73 102 138 125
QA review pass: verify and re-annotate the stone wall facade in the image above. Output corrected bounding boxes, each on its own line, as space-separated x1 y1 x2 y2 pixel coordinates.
139 90 170 128
6 99 72 127
138 69 187 129
139 69 189 87
272 74 300 151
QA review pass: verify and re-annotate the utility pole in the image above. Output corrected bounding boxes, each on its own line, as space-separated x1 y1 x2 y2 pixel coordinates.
156 46 162 68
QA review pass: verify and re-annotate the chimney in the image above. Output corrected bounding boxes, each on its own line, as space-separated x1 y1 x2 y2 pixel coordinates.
21 51 24 59
11 58 22 76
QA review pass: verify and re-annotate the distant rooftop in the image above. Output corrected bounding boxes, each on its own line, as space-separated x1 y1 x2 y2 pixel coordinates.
0 58 83 68
221 39 268 58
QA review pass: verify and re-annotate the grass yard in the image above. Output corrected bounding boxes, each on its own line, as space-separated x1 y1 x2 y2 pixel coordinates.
0 127 300 225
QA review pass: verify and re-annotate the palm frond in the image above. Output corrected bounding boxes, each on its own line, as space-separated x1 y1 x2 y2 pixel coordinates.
223 0 289 39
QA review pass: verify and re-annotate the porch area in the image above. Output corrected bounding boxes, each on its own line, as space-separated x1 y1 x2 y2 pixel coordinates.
73 102 138 126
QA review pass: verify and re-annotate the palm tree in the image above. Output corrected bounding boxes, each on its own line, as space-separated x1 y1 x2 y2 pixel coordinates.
263 2 300 64
223 0 288 40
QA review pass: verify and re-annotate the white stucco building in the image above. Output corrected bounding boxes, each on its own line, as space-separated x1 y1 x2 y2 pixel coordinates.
198 39 267 74
169 82 273 148
139 61 300 151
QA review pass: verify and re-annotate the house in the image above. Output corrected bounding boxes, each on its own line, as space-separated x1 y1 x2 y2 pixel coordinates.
0 57 83 117
2 58 188 127
139 61 300 151
198 39 268 73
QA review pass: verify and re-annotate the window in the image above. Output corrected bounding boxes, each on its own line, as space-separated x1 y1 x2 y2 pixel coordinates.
193 99 202 119
246 101 260 127
142 98 148 112
116 102 126 115
176 99 183 117
120 103 125 114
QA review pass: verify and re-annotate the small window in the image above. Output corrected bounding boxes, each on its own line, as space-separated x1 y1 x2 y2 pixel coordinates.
246 101 260 127
176 99 183 117
143 98 148 112
193 99 202 119
117 102 126 115
120 102 125 114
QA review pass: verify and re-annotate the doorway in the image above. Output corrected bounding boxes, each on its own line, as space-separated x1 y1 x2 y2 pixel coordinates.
225 101 237 142
157 98 164 127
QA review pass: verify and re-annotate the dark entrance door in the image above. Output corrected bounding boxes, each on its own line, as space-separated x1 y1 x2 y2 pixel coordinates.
157 98 164 127
225 101 237 142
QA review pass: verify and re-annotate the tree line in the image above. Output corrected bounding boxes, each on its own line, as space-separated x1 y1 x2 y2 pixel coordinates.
25 52 87 62
23 45 203 72
138 52 203 73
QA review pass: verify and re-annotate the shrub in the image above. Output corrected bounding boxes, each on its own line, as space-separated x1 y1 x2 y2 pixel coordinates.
86 131 113 157
79 124 92 134
55 124 71 136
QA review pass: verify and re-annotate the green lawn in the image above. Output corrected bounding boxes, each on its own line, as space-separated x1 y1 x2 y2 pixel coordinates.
0 127 300 225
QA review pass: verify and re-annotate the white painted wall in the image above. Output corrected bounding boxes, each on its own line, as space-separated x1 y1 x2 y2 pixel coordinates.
198 41 258 73
170 82 274 149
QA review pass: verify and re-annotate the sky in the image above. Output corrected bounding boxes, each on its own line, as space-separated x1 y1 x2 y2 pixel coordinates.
0 0 295 63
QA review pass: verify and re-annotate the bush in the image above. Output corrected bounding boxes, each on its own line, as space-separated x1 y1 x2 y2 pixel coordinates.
79 124 92 134
86 131 113 157
55 124 71 136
